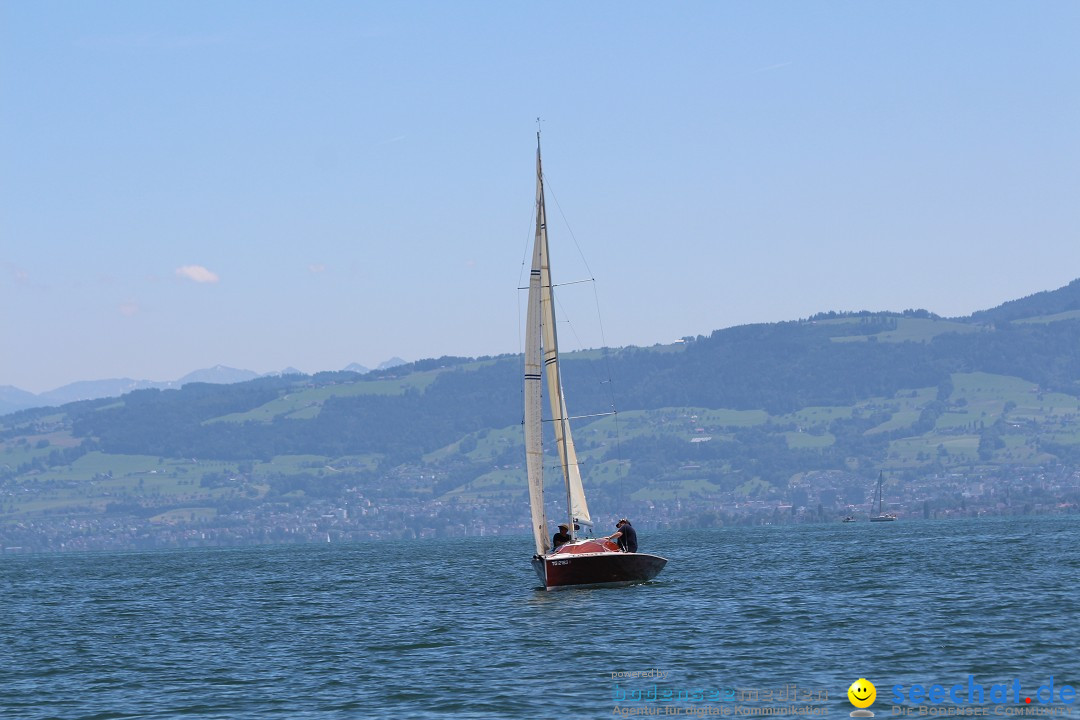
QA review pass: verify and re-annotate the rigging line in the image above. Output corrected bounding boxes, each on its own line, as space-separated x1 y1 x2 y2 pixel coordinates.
542 173 596 281
516 278 594 291
517 211 538 297
544 170 619 421
516 199 536 359
589 275 624 513
548 460 586 471
543 166 619 406
552 291 613 403
517 192 537 288
542 411 616 422
615 402 625 515
516 270 525 429
589 279 619 415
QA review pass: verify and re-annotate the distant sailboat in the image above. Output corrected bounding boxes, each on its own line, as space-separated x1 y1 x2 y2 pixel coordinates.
523 134 667 590
869 471 897 522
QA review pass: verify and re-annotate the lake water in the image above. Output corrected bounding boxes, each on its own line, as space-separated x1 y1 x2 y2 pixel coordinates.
2 516 1078 719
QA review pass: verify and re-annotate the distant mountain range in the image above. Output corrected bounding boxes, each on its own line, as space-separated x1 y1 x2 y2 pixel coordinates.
6 275 1080 420
0 358 409 415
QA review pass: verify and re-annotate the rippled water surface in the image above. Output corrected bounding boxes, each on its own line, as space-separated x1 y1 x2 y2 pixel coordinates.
3 517 1078 719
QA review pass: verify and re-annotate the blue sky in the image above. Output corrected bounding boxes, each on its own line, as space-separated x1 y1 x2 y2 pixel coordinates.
2 1 1079 393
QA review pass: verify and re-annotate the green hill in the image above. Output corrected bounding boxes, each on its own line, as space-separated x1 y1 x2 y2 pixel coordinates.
3 281 1080 550
970 278 1080 324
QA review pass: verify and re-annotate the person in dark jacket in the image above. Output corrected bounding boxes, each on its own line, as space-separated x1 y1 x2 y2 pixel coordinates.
552 524 571 550
607 519 638 553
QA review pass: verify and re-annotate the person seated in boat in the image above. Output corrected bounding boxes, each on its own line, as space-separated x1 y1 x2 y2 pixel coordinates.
552 524 571 550
607 519 638 553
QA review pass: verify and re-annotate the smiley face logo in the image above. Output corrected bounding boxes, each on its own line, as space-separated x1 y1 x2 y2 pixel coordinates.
848 678 877 709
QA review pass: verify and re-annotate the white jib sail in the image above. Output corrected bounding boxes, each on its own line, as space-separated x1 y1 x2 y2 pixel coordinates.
557 388 593 529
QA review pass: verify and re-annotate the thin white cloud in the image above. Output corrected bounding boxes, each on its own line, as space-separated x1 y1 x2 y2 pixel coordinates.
118 301 140 317
754 62 793 73
77 32 228 50
175 265 220 284
3 262 29 284
309 263 326 273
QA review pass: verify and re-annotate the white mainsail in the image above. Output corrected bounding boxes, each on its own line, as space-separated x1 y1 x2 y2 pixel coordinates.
525 137 593 557
524 143 549 555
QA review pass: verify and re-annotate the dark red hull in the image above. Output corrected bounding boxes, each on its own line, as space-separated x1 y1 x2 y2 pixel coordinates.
531 539 667 590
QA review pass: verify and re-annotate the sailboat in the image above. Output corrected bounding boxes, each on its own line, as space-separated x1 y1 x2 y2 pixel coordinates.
869 471 897 522
524 134 667 590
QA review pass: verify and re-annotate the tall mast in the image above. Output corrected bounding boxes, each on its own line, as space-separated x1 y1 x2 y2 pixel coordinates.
535 134 590 540
525 131 594 554
536 134 576 539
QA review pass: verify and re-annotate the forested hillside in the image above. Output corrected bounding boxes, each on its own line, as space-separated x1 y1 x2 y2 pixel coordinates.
3 280 1080 550
29 310 1080 463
